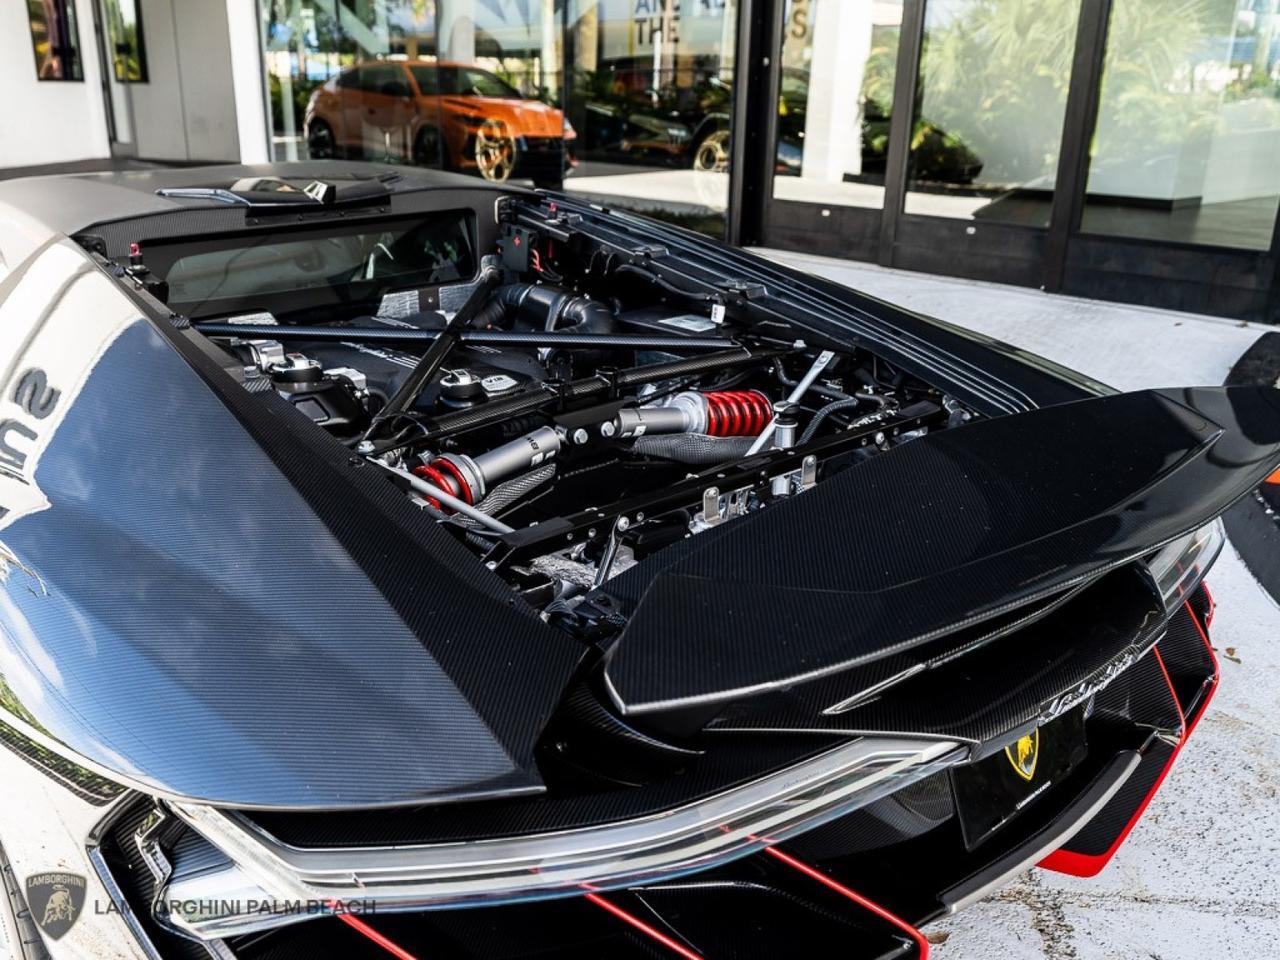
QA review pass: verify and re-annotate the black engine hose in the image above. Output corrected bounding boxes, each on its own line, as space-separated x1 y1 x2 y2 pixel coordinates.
800 394 889 445
773 358 850 402
471 283 615 335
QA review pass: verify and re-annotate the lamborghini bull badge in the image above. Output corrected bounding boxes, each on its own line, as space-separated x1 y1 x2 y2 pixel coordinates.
1006 730 1039 782
25 871 86 940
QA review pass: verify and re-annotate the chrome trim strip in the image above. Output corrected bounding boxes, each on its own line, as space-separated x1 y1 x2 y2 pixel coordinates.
166 737 964 939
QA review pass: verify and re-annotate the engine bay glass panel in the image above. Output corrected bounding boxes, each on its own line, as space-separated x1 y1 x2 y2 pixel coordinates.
143 210 477 313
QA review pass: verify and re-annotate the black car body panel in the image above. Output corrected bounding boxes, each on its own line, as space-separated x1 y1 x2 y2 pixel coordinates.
603 386 1280 715
0 312 582 809
0 163 1264 959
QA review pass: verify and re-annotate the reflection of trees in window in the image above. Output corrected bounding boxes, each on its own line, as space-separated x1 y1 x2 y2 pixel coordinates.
28 0 83 81
1095 1 1218 161
912 0 1084 187
1094 0 1271 171
861 26 902 158
263 0 347 136
104 0 149 82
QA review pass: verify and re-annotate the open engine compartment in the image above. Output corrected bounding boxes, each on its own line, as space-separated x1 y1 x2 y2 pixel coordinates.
182 196 977 637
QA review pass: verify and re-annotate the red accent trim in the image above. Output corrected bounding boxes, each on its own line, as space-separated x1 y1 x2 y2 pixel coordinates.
583 892 705 960
411 463 453 510
763 846 930 958
335 912 421 960
702 390 771 437
431 457 474 504
412 458 474 513
1039 601 1219 877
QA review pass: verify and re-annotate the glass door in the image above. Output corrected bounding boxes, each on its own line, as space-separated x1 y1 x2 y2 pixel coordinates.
890 0 1083 285
1081 0 1280 251
761 0 907 259
95 0 148 156
561 0 741 237
1058 0 1280 317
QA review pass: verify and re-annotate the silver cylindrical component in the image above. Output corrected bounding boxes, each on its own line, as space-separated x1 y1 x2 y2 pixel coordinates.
613 405 694 439
771 401 800 497
661 391 710 433
612 390 708 439
772 400 798 451
470 425 562 495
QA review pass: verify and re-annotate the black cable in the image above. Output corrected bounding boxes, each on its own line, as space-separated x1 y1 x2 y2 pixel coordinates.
799 394 888 445
614 263 720 304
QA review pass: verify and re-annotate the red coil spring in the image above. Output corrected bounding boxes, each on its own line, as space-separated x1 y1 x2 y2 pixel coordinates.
703 389 772 437
412 458 473 512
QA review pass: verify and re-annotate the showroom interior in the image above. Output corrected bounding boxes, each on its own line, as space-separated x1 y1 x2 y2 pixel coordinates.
11 0 1280 323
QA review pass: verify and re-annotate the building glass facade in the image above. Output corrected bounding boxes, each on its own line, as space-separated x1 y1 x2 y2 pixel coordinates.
1082 0 1280 251
257 0 1280 321
904 0 1081 227
261 0 737 234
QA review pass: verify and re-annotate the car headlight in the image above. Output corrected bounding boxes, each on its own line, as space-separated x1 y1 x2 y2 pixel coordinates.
1146 519 1224 611
159 736 964 939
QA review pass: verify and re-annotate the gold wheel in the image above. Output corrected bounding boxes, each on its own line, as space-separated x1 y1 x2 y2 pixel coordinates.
475 121 516 182
692 129 730 173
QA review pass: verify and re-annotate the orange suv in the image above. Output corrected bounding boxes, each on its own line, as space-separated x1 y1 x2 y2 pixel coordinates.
305 60 575 186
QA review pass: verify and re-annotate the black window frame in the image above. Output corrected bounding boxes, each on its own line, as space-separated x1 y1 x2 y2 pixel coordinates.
28 0 84 82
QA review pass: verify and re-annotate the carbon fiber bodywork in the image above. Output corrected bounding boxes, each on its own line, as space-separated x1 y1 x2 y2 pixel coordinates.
0 318 582 808
0 165 1267 959
88 594 1216 960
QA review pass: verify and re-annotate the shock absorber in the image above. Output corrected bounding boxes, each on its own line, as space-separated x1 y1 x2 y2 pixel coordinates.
703 390 773 436
413 426 560 512
611 390 772 439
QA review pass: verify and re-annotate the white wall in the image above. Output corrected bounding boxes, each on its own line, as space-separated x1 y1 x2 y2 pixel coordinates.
226 0 270 164
172 0 241 161
0 0 268 170
126 0 190 159
123 0 242 162
0 0 111 167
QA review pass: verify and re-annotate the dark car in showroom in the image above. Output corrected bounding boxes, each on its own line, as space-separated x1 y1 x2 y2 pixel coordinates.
576 69 982 185
0 161 1269 960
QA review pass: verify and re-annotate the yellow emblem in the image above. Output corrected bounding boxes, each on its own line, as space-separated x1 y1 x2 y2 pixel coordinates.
1005 730 1039 782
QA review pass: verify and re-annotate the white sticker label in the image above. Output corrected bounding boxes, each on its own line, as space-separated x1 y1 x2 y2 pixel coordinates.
378 289 419 318
224 311 277 325
658 314 716 333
